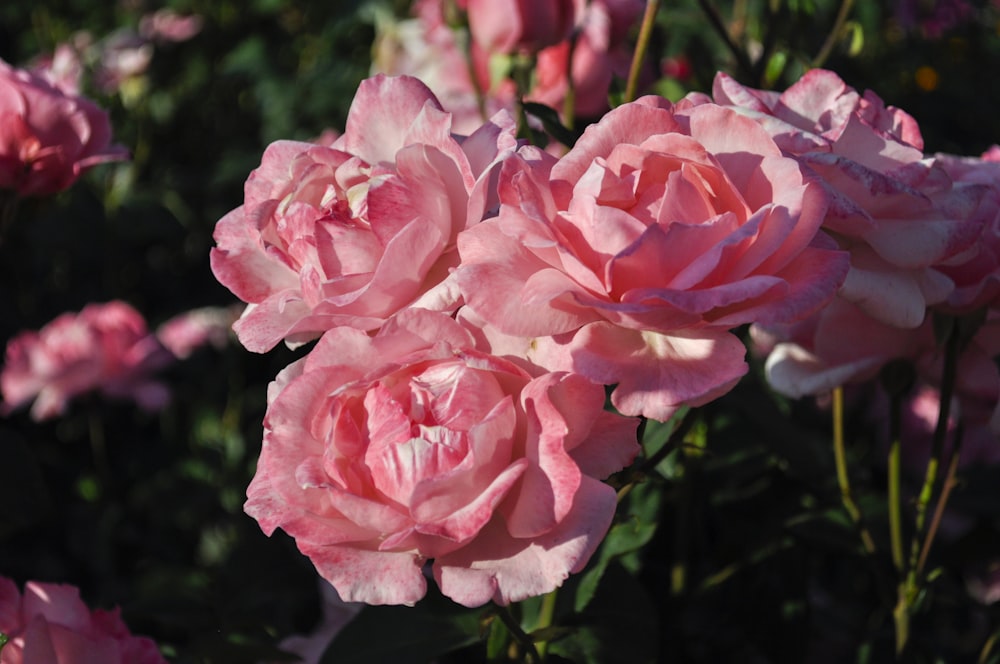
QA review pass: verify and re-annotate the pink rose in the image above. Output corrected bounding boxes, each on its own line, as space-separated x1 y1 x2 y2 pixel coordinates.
138 9 203 43
464 0 582 55
710 70 987 329
210 74 517 352
0 577 165 664
528 0 646 119
932 147 1000 313
758 301 1000 434
1 301 173 421
0 58 127 197
244 309 639 607
371 0 517 135
456 97 849 420
155 304 241 359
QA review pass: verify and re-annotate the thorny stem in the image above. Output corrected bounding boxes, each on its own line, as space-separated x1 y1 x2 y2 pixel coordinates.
624 0 660 103
831 387 877 555
811 0 857 69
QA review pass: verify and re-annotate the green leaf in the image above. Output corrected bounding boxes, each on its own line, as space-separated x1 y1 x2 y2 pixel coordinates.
575 483 661 612
320 589 482 663
551 563 658 664
522 102 579 148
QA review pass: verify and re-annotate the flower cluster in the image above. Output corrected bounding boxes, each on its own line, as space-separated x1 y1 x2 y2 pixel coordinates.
206 61 999 609
1 301 237 421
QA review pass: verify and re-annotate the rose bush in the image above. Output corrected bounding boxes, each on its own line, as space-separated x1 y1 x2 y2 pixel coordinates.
210 74 517 352
0 577 165 664
0 58 127 197
456 96 849 420
244 309 639 607
1 301 172 421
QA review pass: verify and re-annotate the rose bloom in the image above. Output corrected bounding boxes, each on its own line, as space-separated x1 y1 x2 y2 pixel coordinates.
0 578 165 664
210 74 517 352
932 147 1000 313
1 301 173 421
0 58 128 197
244 309 639 607
463 0 582 55
710 70 987 329
757 300 1000 434
456 96 849 420
371 0 518 135
155 304 241 359
528 0 647 119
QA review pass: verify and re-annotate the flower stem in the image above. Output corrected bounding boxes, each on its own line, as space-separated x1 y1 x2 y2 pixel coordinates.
831 387 876 555
811 0 856 69
534 589 558 659
916 420 964 576
624 0 660 103
887 391 905 573
694 0 756 82
495 604 541 663
905 319 961 600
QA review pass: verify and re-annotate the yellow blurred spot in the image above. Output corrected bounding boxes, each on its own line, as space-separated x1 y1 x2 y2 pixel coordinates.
915 66 939 92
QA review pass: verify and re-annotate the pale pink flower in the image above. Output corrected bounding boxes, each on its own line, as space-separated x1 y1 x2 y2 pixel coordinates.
210 74 517 352
244 309 639 607
372 0 516 135
710 70 988 329
464 0 583 55
138 9 203 43
932 147 1000 313
155 304 241 359
759 301 1000 434
1 301 173 421
0 577 166 664
0 58 128 197
91 30 154 94
456 97 849 420
527 0 646 119
28 43 85 96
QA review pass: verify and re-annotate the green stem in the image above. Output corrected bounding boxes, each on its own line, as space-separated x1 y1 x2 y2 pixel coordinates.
831 387 877 555
980 628 1000 664
893 589 910 658
887 391 905 573
694 0 756 82
811 0 856 69
534 589 558 659
562 32 578 129
916 420 964 575
905 320 961 600
495 604 541 663
624 0 660 103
